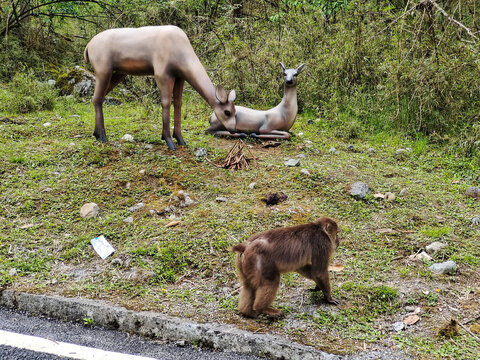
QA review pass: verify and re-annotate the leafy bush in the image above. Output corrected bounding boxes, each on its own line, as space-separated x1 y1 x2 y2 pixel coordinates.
0 71 57 114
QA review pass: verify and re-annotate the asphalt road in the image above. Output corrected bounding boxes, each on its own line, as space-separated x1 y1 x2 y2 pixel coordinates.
0 306 264 360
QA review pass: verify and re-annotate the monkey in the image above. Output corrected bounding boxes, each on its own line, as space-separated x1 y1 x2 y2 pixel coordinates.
230 217 340 318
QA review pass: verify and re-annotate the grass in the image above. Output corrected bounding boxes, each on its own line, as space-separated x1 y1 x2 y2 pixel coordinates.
1 94 480 359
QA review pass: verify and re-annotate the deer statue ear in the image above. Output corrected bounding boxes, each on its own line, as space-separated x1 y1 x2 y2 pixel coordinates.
228 89 236 102
215 85 228 103
296 63 306 74
279 62 286 72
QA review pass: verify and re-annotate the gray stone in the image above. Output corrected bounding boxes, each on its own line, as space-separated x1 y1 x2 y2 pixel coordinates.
194 148 207 157
367 147 376 153
425 241 447 254
215 196 228 202
8 268 17 277
248 182 256 189
395 148 410 157
296 154 306 158
300 168 311 176
144 144 153 150
399 188 408 197
410 251 432 262
47 79 56 86
111 258 123 266
350 182 370 200
346 144 354 151
392 321 405 332
43 122 51 127
128 202 144 212
385 192 396 201
123 216 134 223
471 217 480 225
80 203 99 219
284 159 300 167
466 187 480 199
328 147 338 154
429 261 457 274
104 97 122 105
121 134 134 142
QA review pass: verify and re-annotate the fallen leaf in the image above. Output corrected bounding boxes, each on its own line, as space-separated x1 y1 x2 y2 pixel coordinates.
165 221 180 228
373 193 385 199
403 314 420 326
329 264 345 272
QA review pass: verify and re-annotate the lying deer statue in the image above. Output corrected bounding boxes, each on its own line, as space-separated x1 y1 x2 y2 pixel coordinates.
206 63 305 139
84 25 237 150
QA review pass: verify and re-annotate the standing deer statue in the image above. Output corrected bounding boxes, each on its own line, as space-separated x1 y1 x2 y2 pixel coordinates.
84 25 237 150
206 63 305 140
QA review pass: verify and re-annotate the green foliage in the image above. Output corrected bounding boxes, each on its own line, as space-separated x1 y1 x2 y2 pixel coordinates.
0 71 56 113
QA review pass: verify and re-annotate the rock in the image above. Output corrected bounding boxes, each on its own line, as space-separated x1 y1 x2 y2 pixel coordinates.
172 191 194 207
373 193 385 200
263 192 288 206
47 79 56 86
8 268 18 277
471 217 480 225
248 182 256 189
300 168 311 176
298 132 304 136
125 182 131 190
296 154 306 158
284 159 300 167
329 147 338 154
425 242 447 254
139 169 146 175
43 122 51 127
393 322 405 332
399 188 408 197
385 192 396 201
350 182 370 200
80 203 99 218
123 216 133 223
56 66 96 97
410 251 432 262
164 205 176 213
121 134 134 142
215 196 228 202
104 97 122 105
111 258 123 266
304 140 313 145
429 261 457 274
466 187 480 199
128 202 144 212
346 144 354 151
194 148 207 157
144 144 153 150
395 148 411 158
367 147 376 153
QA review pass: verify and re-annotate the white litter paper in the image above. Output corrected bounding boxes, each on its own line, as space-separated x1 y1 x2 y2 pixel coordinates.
91 235 115 259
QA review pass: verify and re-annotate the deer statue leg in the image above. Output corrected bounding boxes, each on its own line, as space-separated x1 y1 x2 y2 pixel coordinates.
251 130 291 140
92 71 112 142
211 131 248 138
172 78 186 146
154 74 176 150
104 73 126 98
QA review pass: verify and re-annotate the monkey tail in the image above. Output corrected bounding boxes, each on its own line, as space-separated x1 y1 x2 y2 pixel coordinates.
229 244 246 253
83 46 89 63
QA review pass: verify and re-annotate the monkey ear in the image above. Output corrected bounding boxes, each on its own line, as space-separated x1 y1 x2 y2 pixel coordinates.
215 85 228 103
296 63 306 74
279 62 286 72
228 89 236 102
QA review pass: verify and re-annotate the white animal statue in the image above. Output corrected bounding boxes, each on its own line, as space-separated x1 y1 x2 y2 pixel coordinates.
206 63 305 139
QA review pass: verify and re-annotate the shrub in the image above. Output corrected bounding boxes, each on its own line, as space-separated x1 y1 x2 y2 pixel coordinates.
0 71 56 114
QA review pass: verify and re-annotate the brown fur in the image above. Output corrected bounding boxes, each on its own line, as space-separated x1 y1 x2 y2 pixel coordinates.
230 217 340 318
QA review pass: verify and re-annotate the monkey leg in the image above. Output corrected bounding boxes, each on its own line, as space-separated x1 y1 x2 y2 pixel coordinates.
238 284 257 318
313 271 339 305
253 278 282 317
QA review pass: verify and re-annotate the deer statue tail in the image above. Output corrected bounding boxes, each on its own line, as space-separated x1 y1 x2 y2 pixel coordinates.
83 46 90 64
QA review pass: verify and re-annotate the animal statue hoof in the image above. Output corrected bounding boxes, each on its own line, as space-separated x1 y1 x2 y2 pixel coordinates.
176 137 187 146
93 132 107 142
238 133 248 139
165 138 177 150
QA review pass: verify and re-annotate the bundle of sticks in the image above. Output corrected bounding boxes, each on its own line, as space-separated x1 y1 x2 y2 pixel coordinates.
207 140 257 170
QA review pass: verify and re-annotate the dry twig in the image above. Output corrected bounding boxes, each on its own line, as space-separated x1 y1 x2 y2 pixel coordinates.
206 140 257 170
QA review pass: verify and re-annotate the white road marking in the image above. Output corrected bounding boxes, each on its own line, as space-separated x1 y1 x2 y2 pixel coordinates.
0 329 157 360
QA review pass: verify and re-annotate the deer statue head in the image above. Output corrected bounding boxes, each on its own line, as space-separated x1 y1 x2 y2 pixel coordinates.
280 63 306 87
214 85 237 133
